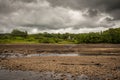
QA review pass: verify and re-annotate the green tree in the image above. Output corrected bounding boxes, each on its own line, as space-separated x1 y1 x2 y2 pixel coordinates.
11 29 28 38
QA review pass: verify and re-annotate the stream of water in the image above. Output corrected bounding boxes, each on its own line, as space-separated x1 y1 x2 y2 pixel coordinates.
0 69 92 80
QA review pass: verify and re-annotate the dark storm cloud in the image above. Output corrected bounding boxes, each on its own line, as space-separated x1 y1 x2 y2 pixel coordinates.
47 0 120 19
19 0 34 3
0 0 38 15
21 24 57 30
0 0 15 14
82 9 99 17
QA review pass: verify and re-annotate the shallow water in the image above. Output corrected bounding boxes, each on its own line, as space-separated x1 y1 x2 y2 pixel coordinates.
0 53 119 58
26 53 79 57
0 53 79 58
0 69 114 80
0 69 91 80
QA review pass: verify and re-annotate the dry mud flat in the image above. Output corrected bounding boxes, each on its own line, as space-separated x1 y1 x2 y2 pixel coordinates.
0 56 120 80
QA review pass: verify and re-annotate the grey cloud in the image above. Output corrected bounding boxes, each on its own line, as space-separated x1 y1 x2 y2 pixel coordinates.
0 0 43 15
105 17 114 21
110 10 120 20
0 0 15 14
47 0 120 11
47 0 120 19
21 24 63 30
18 0 35 3
87 9 99 17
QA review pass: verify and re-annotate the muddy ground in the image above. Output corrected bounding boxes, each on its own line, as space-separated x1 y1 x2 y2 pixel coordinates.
0 56 120 80
0 44 120 80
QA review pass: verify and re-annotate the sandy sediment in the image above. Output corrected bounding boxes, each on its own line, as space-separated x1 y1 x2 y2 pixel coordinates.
0 56 120 80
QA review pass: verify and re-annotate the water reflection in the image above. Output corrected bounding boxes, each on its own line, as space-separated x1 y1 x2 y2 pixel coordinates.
0 69 90 80
26 53 79 57
0 53 119 58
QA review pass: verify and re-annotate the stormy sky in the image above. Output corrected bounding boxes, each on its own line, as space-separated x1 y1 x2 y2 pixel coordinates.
0 0 120 33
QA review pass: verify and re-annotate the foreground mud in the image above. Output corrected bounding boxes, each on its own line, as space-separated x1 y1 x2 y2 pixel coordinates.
0 56 120 80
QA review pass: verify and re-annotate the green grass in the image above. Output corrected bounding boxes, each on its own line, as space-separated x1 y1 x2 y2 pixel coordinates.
0 39 75 44
57 41 75 44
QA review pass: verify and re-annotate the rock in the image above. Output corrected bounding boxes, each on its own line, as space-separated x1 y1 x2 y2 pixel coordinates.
75 74 89 80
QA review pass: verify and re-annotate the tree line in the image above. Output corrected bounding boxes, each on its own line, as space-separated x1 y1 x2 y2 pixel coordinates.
0 28 120 44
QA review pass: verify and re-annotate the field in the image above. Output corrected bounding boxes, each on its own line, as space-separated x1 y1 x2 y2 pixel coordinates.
0 44 120 80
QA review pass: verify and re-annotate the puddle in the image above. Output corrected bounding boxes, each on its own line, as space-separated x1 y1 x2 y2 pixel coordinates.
0 53 79 58
26 53 79 57
0 53 24 59
0 53 119 59
79 53 120 56
0 69 115 80
0 69 90 80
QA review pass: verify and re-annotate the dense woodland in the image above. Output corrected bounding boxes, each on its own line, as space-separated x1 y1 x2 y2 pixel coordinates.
0 28 120 44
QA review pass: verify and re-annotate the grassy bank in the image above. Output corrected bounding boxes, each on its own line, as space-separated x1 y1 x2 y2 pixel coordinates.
0 27 120 44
